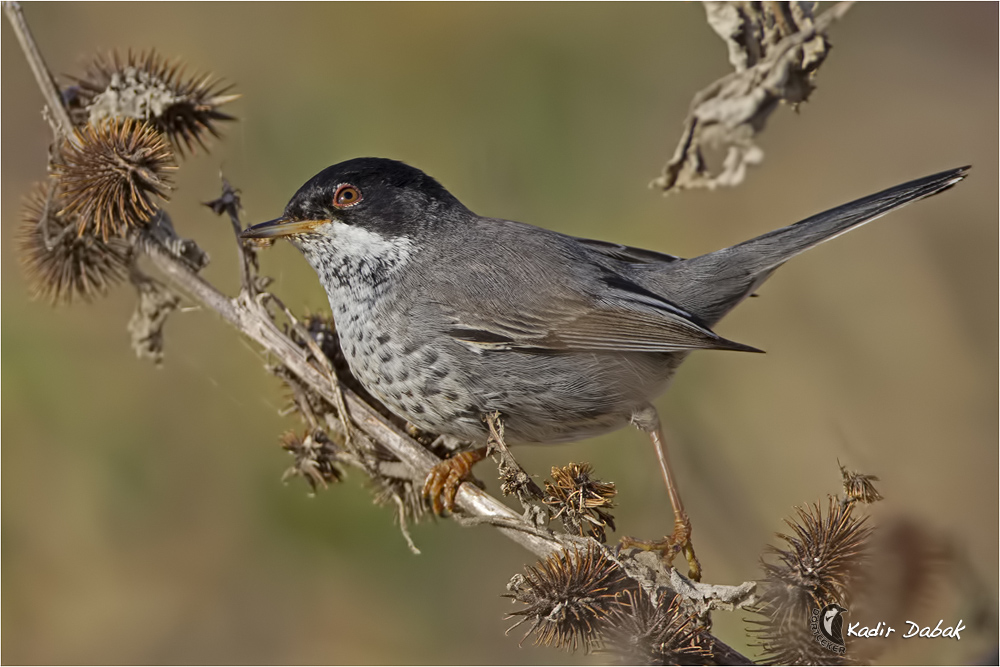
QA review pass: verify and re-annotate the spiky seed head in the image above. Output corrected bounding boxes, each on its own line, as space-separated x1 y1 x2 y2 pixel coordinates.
505 544 627 653
767 499 870 605
69 49 238 156
54 118 176 240
544 462 617 542
749 497 870 664
280 430 343 493
370 474 430 525
601 589 712 665
19 181 130 304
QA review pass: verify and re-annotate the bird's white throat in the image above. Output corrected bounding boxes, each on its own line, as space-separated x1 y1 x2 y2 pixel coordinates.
297 219 415 306
320 220 415 265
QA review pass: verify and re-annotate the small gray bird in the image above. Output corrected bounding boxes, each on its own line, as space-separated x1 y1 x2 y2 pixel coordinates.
242 158 966 575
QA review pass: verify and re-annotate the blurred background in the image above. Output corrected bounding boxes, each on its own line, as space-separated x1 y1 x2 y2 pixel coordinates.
2 3 996 664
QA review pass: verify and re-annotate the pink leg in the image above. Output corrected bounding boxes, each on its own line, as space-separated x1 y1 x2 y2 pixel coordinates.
628 406 702 581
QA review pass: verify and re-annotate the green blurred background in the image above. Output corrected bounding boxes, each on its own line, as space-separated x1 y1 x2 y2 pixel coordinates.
3 3 996 664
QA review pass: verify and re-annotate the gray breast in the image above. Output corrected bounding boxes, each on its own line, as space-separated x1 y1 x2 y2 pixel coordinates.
334 288 682 444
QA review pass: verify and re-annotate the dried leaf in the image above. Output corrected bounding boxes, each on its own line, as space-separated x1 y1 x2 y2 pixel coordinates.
652 2 852 194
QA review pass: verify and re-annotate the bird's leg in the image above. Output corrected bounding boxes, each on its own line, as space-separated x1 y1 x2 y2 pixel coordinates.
422 447 488 515
624 406 702 581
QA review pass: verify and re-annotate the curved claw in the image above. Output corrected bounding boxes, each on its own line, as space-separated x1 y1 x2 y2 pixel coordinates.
421 447 487 515
620 514 702 582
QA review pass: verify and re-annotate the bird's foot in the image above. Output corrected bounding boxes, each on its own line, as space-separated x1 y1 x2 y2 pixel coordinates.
620 516 702 582
421 447 487 515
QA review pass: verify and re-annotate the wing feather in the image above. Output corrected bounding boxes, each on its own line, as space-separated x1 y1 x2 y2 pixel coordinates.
423 220 760 355
442 279 759 354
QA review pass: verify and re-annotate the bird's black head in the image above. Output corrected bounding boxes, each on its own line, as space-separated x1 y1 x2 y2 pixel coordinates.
241 157 470 243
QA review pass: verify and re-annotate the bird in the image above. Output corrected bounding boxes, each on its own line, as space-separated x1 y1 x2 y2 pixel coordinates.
242 157 967 578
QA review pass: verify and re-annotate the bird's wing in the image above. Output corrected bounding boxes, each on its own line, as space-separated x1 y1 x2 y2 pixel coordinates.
435 262 759 354
415 218 759 354
571 237 683 265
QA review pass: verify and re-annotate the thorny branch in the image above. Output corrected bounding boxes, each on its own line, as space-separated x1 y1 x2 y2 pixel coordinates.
141 237 769 661
204 178 260 296
143 230 577 553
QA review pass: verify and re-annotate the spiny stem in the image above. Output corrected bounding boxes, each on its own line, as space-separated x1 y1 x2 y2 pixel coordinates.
2 1 76 142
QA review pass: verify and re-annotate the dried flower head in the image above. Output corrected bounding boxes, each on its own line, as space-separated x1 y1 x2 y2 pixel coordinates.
506 544 627 652
483 411 544 503
601 589 712 665
69 50 238 155
280 430 343 493
370 472 431 556
55 118 176 239
839 461 883 505
750 497 871 664
19 181 130 303
768 498 869 606
544 462 617 542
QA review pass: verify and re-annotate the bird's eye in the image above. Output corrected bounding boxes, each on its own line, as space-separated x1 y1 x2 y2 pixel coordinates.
333 183 363 209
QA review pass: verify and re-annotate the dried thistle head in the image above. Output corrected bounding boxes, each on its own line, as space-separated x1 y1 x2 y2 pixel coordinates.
544 462 617 542
765 498 870 605
54 118 176 239
601 589 712 665
750 497 871 664
69 50 238 156
505 544 627 652
839 461 883 505
280 430 343 493
370 474 430 524
19 181 130 303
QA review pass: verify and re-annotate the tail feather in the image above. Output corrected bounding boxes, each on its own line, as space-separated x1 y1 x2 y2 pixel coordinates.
720 166 969 274
668 167 969 325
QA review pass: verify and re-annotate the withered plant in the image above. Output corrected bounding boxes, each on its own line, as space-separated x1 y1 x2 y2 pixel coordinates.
54 117 176 239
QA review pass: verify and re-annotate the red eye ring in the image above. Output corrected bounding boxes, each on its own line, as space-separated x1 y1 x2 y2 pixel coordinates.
333 183 362 208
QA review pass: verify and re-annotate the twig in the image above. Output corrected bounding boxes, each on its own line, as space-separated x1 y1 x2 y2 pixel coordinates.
204 177 257 296
3 1 75 142
260 290 356 445
484 412 548 525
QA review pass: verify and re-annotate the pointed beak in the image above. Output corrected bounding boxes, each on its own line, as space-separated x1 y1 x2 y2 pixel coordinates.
240 216 327 239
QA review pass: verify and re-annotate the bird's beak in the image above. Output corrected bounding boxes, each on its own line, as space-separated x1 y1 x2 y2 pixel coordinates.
240 216 327 239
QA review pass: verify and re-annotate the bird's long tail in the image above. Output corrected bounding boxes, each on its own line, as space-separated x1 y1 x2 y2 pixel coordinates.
669 166 969 325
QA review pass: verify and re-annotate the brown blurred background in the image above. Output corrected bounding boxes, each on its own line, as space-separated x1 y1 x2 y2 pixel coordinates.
2 3 996 664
